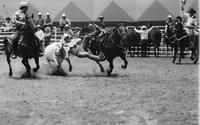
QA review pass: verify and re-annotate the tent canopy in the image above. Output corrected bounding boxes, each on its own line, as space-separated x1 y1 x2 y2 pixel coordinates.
0 0 199 22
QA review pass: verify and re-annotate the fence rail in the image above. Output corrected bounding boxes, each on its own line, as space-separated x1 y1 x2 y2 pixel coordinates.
0 25 189 56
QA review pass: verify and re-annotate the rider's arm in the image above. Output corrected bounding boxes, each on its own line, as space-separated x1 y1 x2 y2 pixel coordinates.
67 19 71 26
12 14 25 25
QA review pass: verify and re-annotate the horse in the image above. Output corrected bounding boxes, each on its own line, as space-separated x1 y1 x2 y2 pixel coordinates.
163 24 176 56
85 25 128 76
172 21 199 64
44 42 72 73
4 17 40 77
121 28 141 57
147 27 162 57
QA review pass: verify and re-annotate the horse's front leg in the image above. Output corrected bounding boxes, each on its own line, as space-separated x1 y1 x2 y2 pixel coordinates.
178 47 184 64
66 58 72 72
22 58 31 77
33 57 40 72
120 52 128 69
6 53 12 76
107 58 114 76
96 61 104 72
172 45 178 63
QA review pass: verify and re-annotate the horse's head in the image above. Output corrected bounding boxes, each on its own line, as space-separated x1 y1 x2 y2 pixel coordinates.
23 18 36 35
110 26 122 43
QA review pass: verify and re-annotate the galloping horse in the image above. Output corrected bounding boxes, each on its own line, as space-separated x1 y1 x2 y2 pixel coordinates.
4 17 40 77
82 25 128 76
172 21 199 64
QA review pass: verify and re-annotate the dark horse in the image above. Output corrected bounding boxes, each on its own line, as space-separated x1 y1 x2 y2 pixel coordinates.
4 18 40 77
163 23 176 56
147 27 162 57
121 28 141 57
79 26 128 76
172 21 199 64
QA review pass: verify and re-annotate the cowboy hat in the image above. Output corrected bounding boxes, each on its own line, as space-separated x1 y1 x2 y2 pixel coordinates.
168 14 172 19
19 1 28 9
62 13 66 17
98 16 104 19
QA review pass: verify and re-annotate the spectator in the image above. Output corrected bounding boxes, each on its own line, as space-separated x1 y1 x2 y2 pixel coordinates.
4 17 13 32
35 12 45 27
164 15 175 33
44 27 52 47
35 24 45 53
59 13 71 33
134 25 154 57
63 24 74 38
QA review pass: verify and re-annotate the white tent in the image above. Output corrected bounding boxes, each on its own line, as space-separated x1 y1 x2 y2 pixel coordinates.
0 0 199 22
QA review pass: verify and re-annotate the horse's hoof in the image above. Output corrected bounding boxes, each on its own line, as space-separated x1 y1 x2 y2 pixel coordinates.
100 68 104 72
9 72 12 77
176 62 182 65
193 59 198 64
107 71 112 76
69 67 72 72
121 65 127 69
33 68 39 72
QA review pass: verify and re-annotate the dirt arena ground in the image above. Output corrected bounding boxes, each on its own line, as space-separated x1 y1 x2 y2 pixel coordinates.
0 54 199 125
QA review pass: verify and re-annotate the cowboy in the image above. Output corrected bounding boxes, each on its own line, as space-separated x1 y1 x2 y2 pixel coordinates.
134 25 154 41
61 34 105 61
4 17 13 32
35 25 45 53
165 14 175 33
44 13 52 25
63 24 74 38
11 1 29 58
35 12 45 27
59 13 71 33
182 8 198 45
98 16 105 29
44 27 51 47
134 25 154 57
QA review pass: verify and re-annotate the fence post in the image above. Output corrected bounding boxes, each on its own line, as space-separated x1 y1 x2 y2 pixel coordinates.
53 26 57 42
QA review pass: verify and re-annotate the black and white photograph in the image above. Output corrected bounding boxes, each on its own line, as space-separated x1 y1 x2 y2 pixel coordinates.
0 0 199 124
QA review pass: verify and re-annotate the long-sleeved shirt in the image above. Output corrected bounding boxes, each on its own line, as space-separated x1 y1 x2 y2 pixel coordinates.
59 18 71 27
12 10 26 30
134 27 153 40
182 12 197 28
35 17 45 26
